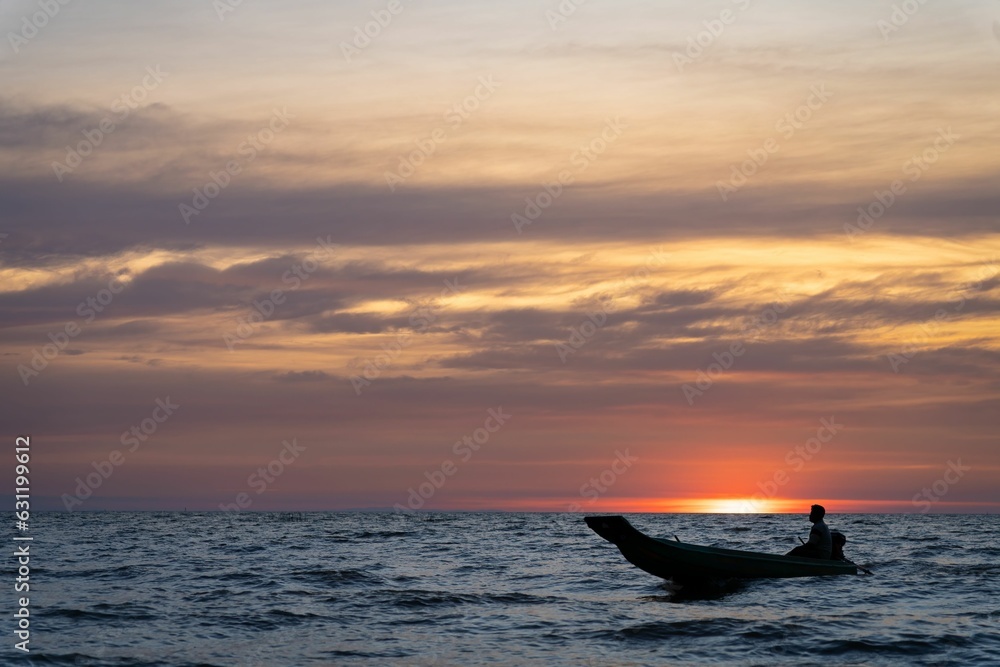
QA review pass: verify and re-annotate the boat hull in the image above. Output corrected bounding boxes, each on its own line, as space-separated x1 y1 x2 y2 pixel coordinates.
585 515 857 580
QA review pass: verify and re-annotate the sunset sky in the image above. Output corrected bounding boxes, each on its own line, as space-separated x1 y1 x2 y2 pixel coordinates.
2 0 998 513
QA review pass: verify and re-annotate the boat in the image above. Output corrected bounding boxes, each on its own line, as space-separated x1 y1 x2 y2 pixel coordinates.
585 515 859 581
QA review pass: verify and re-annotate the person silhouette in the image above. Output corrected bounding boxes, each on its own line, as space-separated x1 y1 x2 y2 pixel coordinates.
787 504 832 559
830 531 847 561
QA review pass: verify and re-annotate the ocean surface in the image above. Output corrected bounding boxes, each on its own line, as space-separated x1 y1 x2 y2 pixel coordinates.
17 512 1000 666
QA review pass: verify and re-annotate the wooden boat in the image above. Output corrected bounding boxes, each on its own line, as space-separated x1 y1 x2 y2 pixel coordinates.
585 515 858 580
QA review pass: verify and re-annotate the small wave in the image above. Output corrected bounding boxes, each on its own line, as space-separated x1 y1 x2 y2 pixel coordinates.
323 533 353 543
191 570 265 584
91 602 159 618
968 546 1000 556
352 530 412 539
57 564 145 579
950 563 1000 575
388 613 465 626
290 567 383 586
389 592 487 607
5 652 198 667
817 636 974 656
183 587 236 601
266 608 325 620
43 607 156 621
325 648 414 659
907 546 955 558
489 592 558 604
378 589 555 607
739 621 812 640
451 564 481 572
599 617 745 640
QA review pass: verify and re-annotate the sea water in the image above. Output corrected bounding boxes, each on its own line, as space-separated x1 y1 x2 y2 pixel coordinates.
21 512 1000 666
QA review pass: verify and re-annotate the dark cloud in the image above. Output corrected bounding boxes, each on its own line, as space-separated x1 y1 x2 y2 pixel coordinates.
274 370 332 382
0 258 473 331
1 171 998 268
0 100 181 147
655 289 718 306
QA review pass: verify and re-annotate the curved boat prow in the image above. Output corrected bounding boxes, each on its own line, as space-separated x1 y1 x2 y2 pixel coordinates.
584 515 639 544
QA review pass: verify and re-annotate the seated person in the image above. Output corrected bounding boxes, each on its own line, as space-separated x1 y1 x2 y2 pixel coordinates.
830 531 847 561
786 504 832 559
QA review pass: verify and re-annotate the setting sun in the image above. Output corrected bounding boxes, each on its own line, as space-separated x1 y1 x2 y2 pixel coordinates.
700 499 762 514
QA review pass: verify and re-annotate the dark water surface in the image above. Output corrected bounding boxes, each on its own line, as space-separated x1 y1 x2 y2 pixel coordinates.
19 512 1000 666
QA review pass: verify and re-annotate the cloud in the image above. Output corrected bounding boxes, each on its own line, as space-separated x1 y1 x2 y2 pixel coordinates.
274 370 332 382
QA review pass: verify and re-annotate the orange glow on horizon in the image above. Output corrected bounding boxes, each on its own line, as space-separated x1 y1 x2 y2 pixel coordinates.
448 496 1000 514
643 497 792 513
623 498 918 514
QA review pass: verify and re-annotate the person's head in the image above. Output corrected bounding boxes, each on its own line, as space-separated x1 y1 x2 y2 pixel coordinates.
809 504 826 522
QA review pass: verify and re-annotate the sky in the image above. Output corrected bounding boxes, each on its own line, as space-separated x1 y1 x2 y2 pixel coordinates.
1 0 998 513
